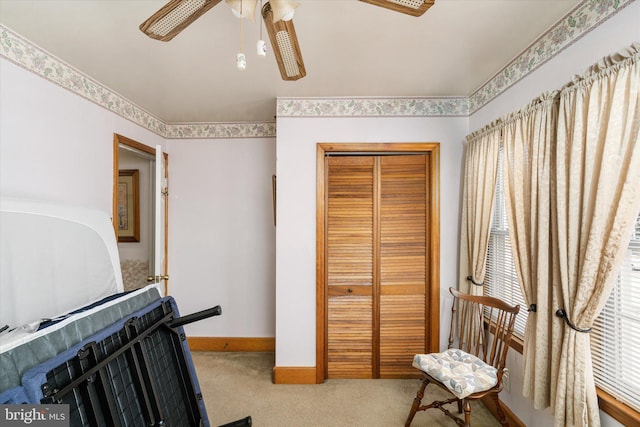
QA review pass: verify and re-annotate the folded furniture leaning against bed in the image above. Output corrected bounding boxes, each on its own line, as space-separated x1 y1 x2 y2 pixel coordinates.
1 288 214 426
0 284 163 395
0 198 249 426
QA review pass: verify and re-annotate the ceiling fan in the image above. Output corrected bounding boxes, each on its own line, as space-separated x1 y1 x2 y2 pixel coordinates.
139 0 435 81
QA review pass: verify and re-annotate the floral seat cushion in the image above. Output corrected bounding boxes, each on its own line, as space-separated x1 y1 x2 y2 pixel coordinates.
412 349 498 399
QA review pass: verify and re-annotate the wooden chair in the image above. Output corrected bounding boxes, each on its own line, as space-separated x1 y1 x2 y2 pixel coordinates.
405 287 520 427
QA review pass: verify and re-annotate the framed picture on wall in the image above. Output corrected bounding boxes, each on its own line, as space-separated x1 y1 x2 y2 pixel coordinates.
117 169 140 242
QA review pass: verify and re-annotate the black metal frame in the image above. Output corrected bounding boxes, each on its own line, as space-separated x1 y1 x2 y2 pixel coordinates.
40 301 219 427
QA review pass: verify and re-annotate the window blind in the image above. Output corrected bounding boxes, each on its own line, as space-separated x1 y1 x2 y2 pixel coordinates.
485 147 528 337
591 212 640 412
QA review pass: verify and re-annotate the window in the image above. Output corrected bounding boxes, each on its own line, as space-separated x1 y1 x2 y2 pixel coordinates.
485 147 528 337
484 145 640 414
591 212 640 412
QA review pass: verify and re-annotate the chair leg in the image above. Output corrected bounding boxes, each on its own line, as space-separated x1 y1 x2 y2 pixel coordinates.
463 399 472 427
492 393 509 426
457 399 463 414
405 377 430 427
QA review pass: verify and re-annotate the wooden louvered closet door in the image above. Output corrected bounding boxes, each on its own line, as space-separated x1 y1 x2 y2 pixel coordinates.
326 156 375 378
326 155 428 379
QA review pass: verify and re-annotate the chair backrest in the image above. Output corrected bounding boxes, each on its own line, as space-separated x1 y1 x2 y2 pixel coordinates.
447 287 520 375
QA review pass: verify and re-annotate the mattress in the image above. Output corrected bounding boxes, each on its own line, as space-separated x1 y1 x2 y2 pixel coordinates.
0 284 163 392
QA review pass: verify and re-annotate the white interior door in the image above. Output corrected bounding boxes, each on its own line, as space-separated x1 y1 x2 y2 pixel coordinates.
151 145 168 295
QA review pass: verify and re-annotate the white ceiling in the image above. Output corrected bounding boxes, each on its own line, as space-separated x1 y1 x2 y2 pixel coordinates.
0 0 581 123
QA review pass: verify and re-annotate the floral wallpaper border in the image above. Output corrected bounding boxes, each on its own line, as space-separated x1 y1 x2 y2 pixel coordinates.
165 122 277 139
0 0 632 135
276 96 469 118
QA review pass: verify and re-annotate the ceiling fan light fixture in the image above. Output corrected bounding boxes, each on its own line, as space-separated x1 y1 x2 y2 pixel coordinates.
140 0 223 41
262 2 305 80
225 0 259 21
269 0 299 22
358 0 435 17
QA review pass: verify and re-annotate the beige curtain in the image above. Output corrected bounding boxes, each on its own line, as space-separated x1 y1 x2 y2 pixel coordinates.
501 92 557 410
550 43 640 427
458 122 501 295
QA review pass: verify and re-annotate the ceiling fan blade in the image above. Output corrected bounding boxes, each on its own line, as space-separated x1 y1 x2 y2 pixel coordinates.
359 0 435 17
140 0 223 42
262 2 306 81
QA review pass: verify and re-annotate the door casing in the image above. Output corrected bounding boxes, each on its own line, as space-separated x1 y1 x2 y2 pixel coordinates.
112 133 169 294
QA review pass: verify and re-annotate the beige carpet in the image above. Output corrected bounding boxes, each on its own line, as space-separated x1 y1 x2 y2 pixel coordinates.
192 352 500 427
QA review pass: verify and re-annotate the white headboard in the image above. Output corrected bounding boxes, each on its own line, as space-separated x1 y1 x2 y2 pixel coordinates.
0 198 124 330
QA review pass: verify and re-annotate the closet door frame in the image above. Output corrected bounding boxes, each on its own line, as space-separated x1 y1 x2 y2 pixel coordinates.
316 142 440 383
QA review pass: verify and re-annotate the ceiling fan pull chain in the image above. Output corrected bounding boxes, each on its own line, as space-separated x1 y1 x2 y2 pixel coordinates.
257 0 267 56
237 2 247 70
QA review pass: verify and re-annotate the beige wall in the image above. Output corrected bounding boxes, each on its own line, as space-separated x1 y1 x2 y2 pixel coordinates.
166 138 277 338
